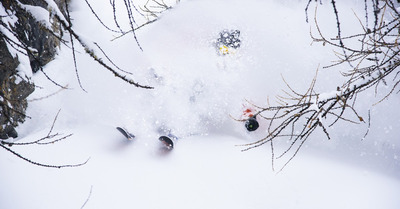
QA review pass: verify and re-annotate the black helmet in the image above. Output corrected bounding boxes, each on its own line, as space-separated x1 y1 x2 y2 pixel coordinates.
245 117 259 132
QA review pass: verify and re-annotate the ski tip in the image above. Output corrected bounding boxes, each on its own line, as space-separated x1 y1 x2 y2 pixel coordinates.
116 127 135 140
159 136 174 150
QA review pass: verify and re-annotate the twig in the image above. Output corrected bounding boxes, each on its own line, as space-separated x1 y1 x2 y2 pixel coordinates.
242 0 399 172
361 110 371 141
0 143 90 168
80 185 93 209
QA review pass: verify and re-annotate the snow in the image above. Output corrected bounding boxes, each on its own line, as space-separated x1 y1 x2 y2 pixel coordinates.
1 0 400 209
42 0 68 23
18 3 53 29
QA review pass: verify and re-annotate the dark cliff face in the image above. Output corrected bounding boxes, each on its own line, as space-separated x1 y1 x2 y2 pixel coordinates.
0 0 67 139
0 36 34 139
12 0 65 73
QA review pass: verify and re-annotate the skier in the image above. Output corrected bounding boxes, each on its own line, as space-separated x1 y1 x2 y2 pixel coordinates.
116 29 248 149
241 105 259 132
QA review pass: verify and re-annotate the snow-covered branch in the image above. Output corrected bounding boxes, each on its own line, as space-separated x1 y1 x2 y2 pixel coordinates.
1 0 156 90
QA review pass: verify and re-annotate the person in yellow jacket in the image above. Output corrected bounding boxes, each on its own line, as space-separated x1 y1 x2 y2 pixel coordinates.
216 29 241 55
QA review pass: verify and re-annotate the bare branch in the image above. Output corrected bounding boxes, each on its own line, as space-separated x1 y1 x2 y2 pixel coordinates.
0 110 89 168
242 0 400 172
80 186 93 209
52 13 154 89
0 143 90 168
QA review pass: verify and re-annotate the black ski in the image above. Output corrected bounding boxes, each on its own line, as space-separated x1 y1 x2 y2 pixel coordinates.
157 127 179 150
116 127 135 140
116 126 178 150
158 136 174 150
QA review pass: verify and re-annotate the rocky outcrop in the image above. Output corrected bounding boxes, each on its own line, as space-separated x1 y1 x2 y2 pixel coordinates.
0 0 67 139
13 0 65 72
0 37 35 139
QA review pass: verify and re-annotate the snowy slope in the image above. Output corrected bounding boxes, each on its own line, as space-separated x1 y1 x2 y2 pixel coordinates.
1 0 399 209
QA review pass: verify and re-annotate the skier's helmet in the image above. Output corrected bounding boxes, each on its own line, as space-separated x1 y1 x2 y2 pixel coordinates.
245 117 259 132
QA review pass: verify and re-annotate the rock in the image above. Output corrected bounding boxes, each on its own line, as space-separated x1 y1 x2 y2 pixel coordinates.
0 0 67 139
12 0 64 73
0 37 35 139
